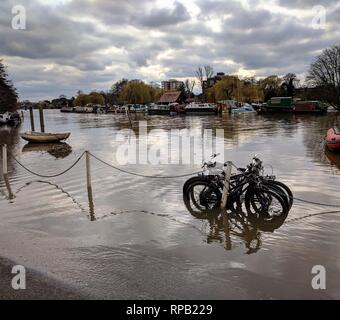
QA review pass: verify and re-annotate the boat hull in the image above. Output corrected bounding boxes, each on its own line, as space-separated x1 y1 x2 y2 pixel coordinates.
60 108 74 113
148 109 173 115
185 108 217 115
20 132 71 143
325 128 340 152
257 102 328 114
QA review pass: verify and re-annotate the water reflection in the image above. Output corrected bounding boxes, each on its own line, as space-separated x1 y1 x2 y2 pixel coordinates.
3 174 15 201
14 180 88 214
325 150 340 171
22 142 72 159
183 197 288 254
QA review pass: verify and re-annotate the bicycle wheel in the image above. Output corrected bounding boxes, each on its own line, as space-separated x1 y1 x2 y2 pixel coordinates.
245 188 288 219
264 180 293 210
260 183 290 211
183 176 208 196
186 180 221 212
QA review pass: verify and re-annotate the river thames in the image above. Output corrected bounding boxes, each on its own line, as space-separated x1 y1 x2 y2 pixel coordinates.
0 110 340 299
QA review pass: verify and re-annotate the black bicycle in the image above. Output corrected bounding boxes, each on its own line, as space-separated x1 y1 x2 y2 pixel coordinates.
183 155 292 221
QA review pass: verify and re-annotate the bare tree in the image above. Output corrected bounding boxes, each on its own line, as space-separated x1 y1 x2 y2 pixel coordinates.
184 79 196 98
282 73 299 97
204 65 214 79
307 45 340 109
196 67 204 94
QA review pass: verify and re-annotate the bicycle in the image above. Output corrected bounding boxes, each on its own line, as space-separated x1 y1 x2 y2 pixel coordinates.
183 154 292 222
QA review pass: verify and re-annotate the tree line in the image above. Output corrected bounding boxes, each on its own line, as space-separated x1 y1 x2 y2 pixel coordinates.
73 80 164 106
197 45 340 109
203 73 298 104
1 44 340 111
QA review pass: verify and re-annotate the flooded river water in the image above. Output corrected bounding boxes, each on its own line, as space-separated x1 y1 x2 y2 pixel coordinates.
1 110 340 299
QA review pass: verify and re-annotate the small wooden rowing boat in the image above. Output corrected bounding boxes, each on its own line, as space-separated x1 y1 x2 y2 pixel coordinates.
20 132 71 143
325 127 340 152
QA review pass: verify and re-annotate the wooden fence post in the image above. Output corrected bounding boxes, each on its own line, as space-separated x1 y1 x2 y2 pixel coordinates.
39 104 45 133
29 106 35 132
2 144 14 199
85 151 95 220
2 144 7 176
86 151 92 190
221 161 232 209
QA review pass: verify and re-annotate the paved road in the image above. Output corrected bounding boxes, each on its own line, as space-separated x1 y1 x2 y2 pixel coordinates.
0 257 89 300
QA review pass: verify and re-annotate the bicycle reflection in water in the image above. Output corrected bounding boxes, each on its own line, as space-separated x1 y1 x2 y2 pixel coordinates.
183 196 288 254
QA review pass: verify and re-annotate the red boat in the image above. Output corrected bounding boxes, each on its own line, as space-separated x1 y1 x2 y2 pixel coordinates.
325 127 340 151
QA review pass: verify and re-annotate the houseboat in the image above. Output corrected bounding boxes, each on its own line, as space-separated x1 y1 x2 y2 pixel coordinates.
148 104 174 115
74 105 94 113
129 104 147 113
60 106 75 113
257 97 328 114
185 102 217 115
116 106 128 113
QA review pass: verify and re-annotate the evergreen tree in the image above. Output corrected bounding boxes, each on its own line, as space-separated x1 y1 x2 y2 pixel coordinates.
0 60 18 112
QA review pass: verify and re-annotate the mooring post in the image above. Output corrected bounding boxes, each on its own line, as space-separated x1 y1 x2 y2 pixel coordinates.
2 144 13 200
2 144 8 176
39 104 45 133
85 151 92 190
85 151 95 221
29 106 35 132
221 161 232 209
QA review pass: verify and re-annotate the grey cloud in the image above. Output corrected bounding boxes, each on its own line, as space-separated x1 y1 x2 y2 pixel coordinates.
0 0 339 100
277 0 338 9
137 1 190 27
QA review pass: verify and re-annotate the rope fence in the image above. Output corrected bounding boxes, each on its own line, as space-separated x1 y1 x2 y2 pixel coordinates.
10 151 86 178
88 152 202 179
1 144 340 209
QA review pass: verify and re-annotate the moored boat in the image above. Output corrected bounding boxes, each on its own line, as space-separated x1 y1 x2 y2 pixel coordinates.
20 132 71 143
325 127 340 152
60 106 75 113
257 97 328 114
74 105 94 113
231 103 256 113
130 104 147 113
116 106 128 113
148 104 174 115
185 102 217 115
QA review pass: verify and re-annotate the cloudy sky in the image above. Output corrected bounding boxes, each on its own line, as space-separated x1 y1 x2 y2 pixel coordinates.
0 0 339 101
